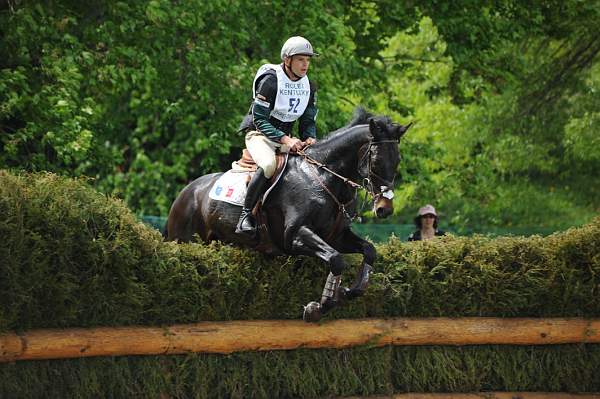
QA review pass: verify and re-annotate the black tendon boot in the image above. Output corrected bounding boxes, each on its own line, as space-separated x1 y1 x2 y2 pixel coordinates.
235 167 269 236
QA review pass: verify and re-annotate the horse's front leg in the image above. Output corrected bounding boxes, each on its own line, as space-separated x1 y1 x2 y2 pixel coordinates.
290 226 348 322
333 228 376 300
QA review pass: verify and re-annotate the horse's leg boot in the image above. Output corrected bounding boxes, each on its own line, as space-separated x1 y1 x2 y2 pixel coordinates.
235 167 268 236
346 263 373 299
319 272 343 315
303 272 341 322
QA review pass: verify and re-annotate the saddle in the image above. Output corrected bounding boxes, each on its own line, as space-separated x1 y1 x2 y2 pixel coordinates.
232 149 289 254
231 149 287 184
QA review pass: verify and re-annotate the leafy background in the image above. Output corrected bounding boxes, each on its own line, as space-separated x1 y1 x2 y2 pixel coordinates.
1 0 599 232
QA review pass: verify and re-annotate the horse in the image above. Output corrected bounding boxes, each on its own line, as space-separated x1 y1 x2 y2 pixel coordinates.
166 108 410 321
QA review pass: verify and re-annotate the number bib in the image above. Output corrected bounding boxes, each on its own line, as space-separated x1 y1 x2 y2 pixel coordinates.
252 64 310 123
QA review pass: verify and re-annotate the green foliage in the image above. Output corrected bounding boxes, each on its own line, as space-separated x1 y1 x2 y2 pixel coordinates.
1 1 598 238
2 345 600 398
0 1 359 215
563 63 600 164
368 10 599 231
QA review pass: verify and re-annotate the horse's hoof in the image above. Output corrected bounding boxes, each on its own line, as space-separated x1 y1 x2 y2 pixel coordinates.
303 301 322 323
337 286 351 305
346 287 364 299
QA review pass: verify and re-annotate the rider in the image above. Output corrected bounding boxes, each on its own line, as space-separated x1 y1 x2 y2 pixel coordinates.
235 36 319 237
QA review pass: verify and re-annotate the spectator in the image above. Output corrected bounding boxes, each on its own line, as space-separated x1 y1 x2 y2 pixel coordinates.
408 204 446 241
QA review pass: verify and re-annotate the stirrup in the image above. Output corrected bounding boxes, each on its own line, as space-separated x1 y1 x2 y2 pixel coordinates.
235 209 256 236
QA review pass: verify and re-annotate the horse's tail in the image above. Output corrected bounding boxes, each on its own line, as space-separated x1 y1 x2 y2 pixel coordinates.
162 223 168 240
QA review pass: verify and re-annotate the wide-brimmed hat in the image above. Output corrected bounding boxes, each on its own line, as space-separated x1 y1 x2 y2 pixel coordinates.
417 204 437 217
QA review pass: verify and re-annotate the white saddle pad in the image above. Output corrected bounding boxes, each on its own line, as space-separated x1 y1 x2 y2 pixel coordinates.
208 170 252 206
208 154 289 207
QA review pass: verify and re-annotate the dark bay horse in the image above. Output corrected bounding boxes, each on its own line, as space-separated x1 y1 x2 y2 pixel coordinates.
166 108 410 321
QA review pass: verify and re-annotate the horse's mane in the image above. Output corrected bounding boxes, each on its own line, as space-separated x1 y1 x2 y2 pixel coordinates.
346 106 373 128
318 106 391 144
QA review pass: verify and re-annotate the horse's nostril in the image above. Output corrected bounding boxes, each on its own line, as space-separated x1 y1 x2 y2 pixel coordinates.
375 207 392 218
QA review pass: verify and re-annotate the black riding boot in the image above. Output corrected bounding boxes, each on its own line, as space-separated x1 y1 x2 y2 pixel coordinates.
235 167 269 236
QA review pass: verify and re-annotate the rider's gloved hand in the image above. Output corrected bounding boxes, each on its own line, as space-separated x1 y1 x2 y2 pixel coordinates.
280 135 304 152
303 137 316 146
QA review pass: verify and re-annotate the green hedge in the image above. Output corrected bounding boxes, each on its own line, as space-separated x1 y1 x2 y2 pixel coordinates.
1 170 599 397
2 346 600 398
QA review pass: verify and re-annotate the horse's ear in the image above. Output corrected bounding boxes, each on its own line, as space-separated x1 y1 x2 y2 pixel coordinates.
368 118 381 139
368 118 375 138
397 121 413 138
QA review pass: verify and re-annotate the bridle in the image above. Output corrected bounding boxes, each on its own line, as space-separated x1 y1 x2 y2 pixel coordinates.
357 139 398 199
296 138 399 220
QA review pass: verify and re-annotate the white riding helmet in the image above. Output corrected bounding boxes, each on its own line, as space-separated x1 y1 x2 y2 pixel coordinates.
280 36 319 60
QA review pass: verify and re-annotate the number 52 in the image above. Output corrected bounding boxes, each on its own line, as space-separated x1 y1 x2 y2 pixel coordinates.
288 98 300 113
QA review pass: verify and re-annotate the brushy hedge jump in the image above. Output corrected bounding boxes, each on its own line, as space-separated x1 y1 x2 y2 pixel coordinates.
1 170 599 398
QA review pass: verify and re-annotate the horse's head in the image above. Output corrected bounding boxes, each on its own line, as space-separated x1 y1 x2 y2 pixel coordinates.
359 117 411 218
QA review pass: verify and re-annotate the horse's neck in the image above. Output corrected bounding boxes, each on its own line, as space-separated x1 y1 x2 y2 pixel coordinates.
309 126 369 182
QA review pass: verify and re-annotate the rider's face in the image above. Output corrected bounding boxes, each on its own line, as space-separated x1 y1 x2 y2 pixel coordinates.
285 55 311 79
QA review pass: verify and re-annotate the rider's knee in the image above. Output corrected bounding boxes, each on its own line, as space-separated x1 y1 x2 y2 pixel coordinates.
262 161 277 179
329 253 346 276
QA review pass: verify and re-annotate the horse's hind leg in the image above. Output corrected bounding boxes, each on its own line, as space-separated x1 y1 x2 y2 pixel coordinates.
166 189 197 242
290 226 348 322
166 206 193 242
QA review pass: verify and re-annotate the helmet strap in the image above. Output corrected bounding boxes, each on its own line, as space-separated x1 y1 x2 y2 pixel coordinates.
283 57 303 80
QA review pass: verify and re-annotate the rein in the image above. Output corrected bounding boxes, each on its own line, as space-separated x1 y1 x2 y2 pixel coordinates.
298 149 357 221
298 150 362 189
296 139 398 220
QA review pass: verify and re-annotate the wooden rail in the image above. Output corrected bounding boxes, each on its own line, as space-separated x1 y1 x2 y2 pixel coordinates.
1 317 599 362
